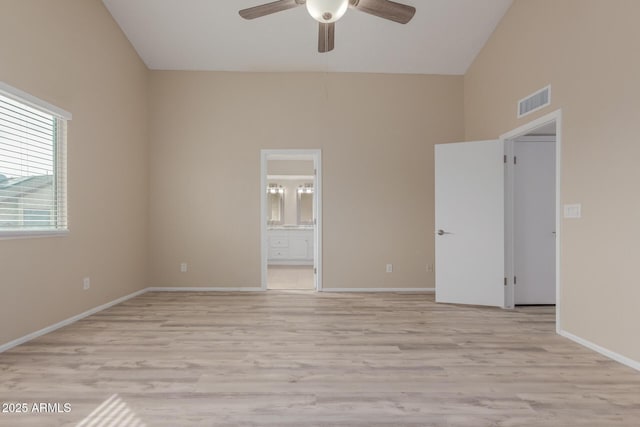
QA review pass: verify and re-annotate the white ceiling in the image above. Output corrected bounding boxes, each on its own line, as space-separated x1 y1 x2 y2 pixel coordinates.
102 0 513 75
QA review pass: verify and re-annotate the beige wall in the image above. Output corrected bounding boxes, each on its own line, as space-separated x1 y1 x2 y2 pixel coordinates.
0 0 149 345
465 0 640 361
149 72 464 288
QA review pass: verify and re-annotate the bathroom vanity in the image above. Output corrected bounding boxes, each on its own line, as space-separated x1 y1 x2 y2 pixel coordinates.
267 227 314 265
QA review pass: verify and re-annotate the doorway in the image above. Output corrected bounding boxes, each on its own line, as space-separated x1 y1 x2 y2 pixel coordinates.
434 110 562 325
260 150 322 291
502 112 561 326
512 134 556 305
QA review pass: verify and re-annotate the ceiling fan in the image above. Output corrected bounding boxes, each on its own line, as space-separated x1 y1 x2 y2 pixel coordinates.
239 0 416 53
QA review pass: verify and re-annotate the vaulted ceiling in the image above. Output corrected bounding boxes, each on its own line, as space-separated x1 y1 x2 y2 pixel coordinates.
102 0 513 75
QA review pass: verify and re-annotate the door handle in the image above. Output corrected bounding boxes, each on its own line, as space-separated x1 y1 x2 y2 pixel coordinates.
437 229 452 236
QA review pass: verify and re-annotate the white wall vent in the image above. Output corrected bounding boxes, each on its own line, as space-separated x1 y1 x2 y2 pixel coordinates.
517 85 551 118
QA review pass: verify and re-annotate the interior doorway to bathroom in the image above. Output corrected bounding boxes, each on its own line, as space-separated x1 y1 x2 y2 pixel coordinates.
260 150 322 291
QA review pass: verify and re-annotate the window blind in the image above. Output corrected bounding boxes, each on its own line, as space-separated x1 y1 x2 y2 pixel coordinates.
0 91 67 233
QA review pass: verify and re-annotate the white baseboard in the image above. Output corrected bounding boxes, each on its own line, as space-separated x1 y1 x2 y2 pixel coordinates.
0 288 147 354
147 286 264 292
559 329 640 372
321 287 435 293
149 287 435 293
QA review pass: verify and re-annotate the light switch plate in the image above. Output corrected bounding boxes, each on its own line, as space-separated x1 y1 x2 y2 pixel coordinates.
563 204 582 219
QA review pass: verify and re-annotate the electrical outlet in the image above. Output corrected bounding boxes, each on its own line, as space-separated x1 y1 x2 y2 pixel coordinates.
180 262 188 273
386 264 393 273
83 277 90 290
427 264 434 272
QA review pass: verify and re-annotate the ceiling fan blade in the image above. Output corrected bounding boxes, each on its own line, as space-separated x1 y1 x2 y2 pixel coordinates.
350 0 416 24
318 22 335 53
239 0 302 20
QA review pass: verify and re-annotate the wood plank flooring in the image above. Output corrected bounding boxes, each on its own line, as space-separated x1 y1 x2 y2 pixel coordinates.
1 291 639 426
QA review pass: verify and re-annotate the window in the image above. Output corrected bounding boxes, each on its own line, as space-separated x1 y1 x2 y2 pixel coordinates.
0 82 71 237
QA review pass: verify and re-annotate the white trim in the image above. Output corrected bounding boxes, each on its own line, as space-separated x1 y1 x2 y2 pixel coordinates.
261 153 268 290
0 81 72 120
322 287 435 293
0 288 146 354
314 152 322 291
147 287 264 292
267 175 314 181
559 329 640 372
261 149 322 292
0 229 69 240
517 84 551 119
513 135 556 143
500 109 562 332
503 139 514 309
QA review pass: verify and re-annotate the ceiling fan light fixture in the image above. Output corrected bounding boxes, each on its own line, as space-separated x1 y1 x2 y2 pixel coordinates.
306 0 349 23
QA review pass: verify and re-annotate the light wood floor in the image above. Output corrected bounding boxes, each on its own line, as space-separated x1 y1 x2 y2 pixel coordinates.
1 292 639 426
268 266 315 290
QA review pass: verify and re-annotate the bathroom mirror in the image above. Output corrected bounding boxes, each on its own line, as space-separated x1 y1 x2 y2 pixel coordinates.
297 184 314 225
267 185 284 225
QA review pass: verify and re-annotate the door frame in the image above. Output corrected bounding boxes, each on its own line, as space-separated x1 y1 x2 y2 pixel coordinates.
500 109 562 332
260 149 322 291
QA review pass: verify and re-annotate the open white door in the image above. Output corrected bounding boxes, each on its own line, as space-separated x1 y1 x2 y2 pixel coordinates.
435 140 505 307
